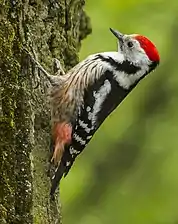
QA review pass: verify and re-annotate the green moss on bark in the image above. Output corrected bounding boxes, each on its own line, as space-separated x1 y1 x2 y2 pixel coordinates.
0 16 19 223
0 0 91 223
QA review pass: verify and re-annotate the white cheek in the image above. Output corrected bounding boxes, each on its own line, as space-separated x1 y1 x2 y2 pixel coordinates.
129 47 151 66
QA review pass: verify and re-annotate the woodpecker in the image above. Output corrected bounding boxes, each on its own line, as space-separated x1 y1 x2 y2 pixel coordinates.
26 28 160 196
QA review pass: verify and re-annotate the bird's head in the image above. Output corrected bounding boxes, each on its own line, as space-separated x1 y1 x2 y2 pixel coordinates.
110 28 160 70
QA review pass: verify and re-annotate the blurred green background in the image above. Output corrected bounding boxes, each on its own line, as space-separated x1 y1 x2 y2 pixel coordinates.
61 0 178 223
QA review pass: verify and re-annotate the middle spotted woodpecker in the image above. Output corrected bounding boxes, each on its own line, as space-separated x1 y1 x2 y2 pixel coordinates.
26 28 160 196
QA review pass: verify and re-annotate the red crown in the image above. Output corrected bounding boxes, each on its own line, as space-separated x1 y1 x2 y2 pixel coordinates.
134 35 160 62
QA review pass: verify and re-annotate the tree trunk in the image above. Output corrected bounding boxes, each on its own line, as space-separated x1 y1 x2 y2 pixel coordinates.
0 1 91 223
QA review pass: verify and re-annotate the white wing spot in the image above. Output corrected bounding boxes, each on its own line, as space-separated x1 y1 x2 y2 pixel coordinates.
66 161 71 167
69 146 80 155
88 112 92 120
73 133 86 145
78 119 91 133
86 106 91 112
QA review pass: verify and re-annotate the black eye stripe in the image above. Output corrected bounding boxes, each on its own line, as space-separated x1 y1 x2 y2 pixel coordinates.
127 41 134 48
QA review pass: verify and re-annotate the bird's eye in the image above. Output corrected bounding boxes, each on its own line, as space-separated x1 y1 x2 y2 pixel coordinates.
127 41 134 48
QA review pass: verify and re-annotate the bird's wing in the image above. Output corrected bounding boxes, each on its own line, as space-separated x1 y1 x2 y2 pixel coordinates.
50 70 128 196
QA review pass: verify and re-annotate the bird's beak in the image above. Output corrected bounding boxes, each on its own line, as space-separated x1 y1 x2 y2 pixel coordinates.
110 28 124 43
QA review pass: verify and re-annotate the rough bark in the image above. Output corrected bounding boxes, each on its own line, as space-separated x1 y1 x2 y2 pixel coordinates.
0 1 91 223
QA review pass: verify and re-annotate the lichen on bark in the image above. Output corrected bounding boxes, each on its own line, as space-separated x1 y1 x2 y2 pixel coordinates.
0 0 91 223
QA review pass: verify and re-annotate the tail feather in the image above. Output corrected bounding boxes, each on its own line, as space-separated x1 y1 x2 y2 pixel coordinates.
63 159 75 177
50 160 65 196
50 147 75 196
